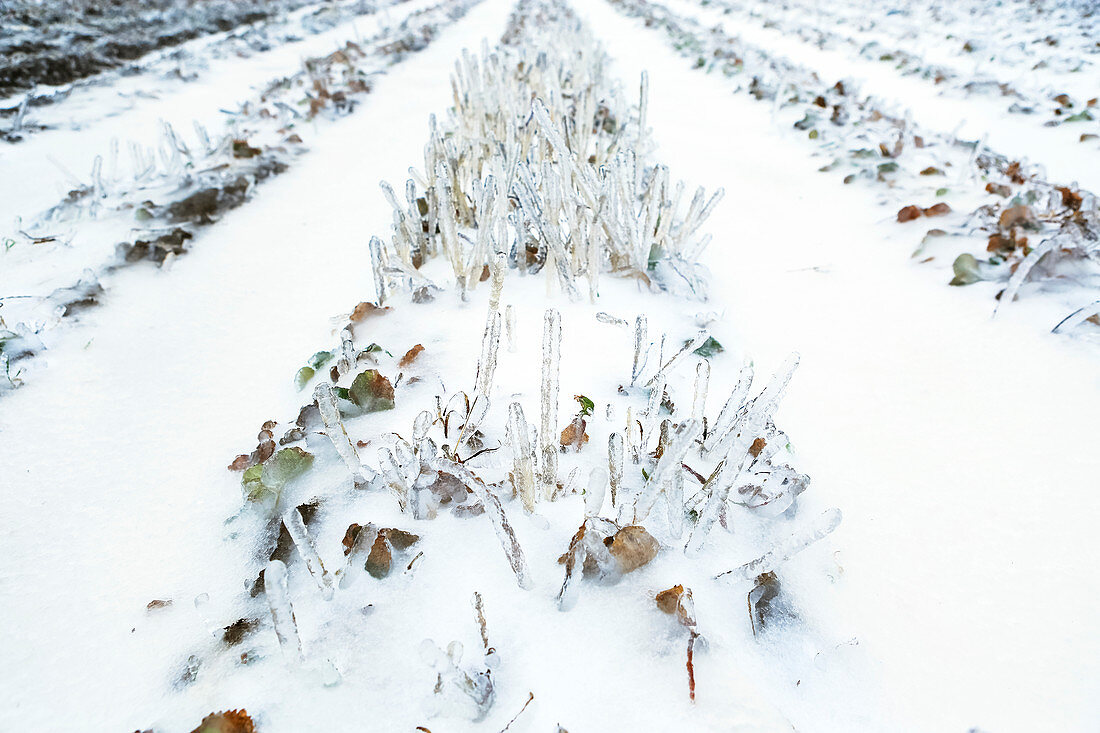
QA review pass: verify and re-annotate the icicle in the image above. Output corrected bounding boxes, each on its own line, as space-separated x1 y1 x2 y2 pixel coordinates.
716 509 843 581
645 331 709 388
475 310 502 398
378 447 411 511
539 308 562 500
666 469 685 540
264 560 304 665
632 419 701 522
585 466 608 518
631 314 648 385
314 383 369 489
369 236 388 305
283 508 334 600
505 304 517 352
608 432 624 507
430 458 533 589
508 402 538 513
692 359 710 425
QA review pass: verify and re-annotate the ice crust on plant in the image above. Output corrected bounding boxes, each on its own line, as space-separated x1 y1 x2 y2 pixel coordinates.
196 0 841 724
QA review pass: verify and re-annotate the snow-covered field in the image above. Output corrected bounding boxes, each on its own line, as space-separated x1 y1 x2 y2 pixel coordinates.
1 0 1098 731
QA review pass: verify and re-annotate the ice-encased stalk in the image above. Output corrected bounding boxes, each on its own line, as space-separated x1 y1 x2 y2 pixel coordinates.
632 419 701 523
608 432 624 507
369 235 387 305
692 359 710 425
507 402 538 513
716 508 843 581
475 310 502 398
505 305 516 352
645 331 709 389
539 308 562 500
378 447 411 512
283 508 334 600
631 315 648 385
585 466 608 518
666 469 684 539
264 559 304 665
431 458 533 589
314 383 369 489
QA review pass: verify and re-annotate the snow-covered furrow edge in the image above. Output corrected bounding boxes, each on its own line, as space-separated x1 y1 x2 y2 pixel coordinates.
686 0 1100 133
605 0 1100 341
1 0 397 142
0 0 484 393
179 0 843 729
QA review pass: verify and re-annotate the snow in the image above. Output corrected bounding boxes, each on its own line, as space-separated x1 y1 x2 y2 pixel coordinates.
0 0 1098 730
580 0 1100 729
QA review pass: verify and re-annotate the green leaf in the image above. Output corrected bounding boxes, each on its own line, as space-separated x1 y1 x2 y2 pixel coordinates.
877 161 899 174
264 447 314 487
243 447 314 506
1065 110 1094 123
349 369 395 412
363 343 393 357
949 253 984 286
334 386 351 401
936 187 949 196
308 350 334 370
691 336 725 358
294 366 315 391
575 394 594 416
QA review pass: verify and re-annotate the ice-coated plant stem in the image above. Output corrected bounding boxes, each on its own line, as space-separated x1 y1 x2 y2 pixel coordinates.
539 308 562 500
716 508 843 581
283 508 334 600
431 458 533 589
508 402 538 513
314 383 369 489
585 466 608 518
264 559 304 665
608 431 624 507
631 314 648 385
505 304 517 352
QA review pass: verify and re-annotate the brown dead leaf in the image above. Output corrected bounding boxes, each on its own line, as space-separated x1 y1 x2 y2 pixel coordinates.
985 182 1012 197
897 205 923 223
385 528 420 551
365 533 392 579
228 454 250 472
1057 187 1083 211
656 585 685 614
923 203 952 217
999 205 1037 230
399 344 425 368
749 437 767 458
146 599 172 611
560 416 589 452
189 709 255 733
607 525 659 573
350 301 390 322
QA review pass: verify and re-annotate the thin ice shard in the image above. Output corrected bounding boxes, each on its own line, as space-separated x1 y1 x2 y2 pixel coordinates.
283 508 334 600
539 308 562 500
632 419 701 522
430 458 533 589
631 314 648 385
264 559 304 665
608 432 624 507
716 508 843 581
585 466 608 518
508 402 538 513
314 383 369 489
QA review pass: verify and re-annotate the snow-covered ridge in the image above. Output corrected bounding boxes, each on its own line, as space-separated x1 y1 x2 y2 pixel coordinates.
174 1 841 729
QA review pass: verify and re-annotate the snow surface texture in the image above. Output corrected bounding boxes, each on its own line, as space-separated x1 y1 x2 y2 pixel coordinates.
0 0 1098 731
